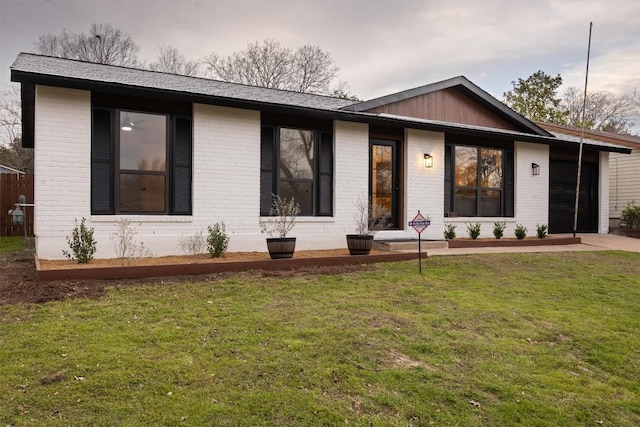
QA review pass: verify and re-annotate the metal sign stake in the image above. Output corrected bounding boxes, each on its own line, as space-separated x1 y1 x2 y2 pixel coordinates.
408 210 430 274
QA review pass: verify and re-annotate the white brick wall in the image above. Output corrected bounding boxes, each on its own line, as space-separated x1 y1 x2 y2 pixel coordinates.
377 129 444 240
514 141 549 236
34 86 92 259
34 86 579 259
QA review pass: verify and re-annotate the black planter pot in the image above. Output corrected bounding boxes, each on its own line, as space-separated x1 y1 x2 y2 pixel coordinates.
266 237 297 259
346 234 374 255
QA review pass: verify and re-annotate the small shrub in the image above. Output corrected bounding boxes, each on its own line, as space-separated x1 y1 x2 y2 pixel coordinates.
515 224 527 240
536 223 548 239
620 202 640 229
207 222 230 258
353 194 391 235
179 230 206 260
466 222 481 240
110 219 153 266
259 194 300 238
443 224 457 240
63 217 97 264
493 221 506 239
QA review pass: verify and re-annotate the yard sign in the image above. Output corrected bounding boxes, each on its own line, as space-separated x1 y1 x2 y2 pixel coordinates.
408 211 430 273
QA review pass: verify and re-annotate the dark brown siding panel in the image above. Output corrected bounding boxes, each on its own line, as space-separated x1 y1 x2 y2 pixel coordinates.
367 88 519 131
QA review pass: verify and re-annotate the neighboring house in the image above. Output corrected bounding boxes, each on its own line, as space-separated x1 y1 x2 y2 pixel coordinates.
0 163 25 174
10 53 631 259
538 123 640 228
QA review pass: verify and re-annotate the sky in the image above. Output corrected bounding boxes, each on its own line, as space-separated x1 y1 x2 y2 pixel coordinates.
0 0 639 104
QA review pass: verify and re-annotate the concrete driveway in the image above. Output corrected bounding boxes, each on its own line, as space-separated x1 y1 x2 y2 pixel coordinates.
427 233 639 256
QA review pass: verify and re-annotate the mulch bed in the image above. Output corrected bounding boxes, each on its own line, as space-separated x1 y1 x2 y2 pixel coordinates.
35 250 422 282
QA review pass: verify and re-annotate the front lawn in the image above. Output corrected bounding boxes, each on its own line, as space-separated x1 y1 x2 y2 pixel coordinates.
1 252 639 426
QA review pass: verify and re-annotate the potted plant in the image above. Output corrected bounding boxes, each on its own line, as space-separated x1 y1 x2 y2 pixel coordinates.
259 194 300 259
346 195 390 255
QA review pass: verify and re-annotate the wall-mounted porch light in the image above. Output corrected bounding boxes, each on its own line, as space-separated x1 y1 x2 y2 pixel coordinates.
532 163 540 176
423 153 433 168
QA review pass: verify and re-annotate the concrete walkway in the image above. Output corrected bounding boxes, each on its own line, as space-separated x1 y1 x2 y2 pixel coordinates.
425 233 639 256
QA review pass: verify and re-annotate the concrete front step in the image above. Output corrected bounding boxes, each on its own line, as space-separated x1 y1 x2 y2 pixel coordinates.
374 239 448 251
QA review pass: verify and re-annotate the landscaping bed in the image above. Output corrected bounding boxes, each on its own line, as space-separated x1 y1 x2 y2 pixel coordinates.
36 249 423 282
447 235 581 248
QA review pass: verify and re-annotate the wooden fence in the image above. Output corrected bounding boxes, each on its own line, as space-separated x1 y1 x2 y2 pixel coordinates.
0 173 34 237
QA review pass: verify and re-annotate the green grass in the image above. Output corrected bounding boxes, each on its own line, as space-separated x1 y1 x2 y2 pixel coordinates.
1 251 639 426
0 236 25 253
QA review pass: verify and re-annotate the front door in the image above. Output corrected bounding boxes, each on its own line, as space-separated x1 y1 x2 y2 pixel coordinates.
370 139 400 229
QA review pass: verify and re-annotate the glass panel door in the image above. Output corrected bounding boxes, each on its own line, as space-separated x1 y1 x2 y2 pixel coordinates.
370 139 399 229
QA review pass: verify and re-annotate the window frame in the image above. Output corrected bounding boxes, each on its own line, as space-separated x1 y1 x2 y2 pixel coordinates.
115 109 170 215
260 120 333 217
91 94 193 216
445 136 514 218
276 126 317 216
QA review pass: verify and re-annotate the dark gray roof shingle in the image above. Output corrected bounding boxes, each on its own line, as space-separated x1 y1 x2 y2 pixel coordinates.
11 53 357 111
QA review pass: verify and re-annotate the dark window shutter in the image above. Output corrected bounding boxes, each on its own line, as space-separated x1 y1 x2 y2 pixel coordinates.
444 144 453 215
20 84 35 148
317 130 333 216
172 116 192 215
260 126 275 215
91 107 114 214
504 149 514 217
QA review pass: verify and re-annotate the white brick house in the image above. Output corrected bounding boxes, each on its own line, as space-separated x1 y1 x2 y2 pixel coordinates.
10 54 631 259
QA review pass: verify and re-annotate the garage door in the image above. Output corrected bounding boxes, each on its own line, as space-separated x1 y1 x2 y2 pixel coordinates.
548 148 599 234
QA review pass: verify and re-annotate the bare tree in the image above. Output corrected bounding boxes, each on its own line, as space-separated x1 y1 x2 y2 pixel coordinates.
561 87 639 134
331 80 360 101
203 39 342 95
148 45 201 76
0 85 21 146
291 45 338 94
34 23 141 67
0 85 33 173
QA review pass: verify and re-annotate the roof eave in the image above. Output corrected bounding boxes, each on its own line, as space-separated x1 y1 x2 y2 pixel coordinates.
12 70 630 154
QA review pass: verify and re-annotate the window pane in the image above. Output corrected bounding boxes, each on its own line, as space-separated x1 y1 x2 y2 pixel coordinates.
454 188 476 216
279 128 314 179
480 149 502 188
372 145 392 202
280 180 313 215
455 146 477 187
120 174 165 212
481 189 501 217
120 111 166 171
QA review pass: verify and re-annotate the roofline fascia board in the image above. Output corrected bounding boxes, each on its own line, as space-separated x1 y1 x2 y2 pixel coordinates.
12 71 631 154
537 122 640 148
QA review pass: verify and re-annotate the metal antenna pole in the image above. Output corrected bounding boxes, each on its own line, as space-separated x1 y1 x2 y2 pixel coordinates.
573 22 593 237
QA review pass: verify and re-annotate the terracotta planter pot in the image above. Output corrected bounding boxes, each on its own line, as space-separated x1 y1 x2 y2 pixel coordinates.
346 234 374 255
266 237 296 259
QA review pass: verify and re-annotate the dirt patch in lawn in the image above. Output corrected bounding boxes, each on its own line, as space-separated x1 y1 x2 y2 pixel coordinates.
1 249 378 305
